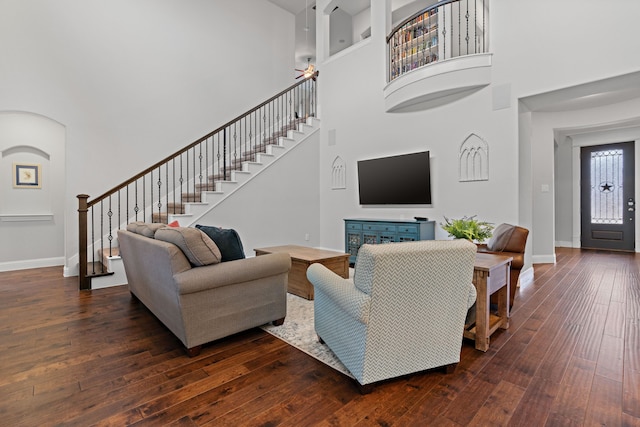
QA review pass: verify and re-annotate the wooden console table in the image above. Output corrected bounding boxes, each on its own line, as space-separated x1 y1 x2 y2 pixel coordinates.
254 245 350 300
464 252 513 352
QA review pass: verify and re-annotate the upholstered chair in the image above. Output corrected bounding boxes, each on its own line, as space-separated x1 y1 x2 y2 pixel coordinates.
476 223 529 309
306 239 477 392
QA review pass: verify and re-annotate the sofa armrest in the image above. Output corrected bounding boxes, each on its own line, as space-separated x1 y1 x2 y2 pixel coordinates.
174 252 291 295
307 263 370 325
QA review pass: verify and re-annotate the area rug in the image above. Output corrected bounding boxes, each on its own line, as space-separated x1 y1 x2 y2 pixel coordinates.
261 293 353 378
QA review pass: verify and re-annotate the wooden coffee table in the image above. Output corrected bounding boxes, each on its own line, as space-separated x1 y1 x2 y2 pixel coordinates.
254 245 350 300
464 252 513 352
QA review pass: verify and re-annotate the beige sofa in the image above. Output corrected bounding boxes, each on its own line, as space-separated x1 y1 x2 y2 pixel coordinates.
117 225 291 356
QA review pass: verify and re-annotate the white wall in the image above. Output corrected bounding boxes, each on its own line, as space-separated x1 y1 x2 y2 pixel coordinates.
193 130 321 256
0 0 296 273
314 0 640 270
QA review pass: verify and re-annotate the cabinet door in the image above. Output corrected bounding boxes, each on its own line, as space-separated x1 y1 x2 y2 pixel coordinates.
379 231 397 244
346 230 363 260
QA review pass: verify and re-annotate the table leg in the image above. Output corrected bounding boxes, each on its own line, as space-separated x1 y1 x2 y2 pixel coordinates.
473 270 490 352
497 282 510 330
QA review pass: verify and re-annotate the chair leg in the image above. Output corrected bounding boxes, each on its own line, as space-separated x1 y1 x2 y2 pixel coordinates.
357 381 375 395
443 363 457 374
272 317 285 326
509 270 520 310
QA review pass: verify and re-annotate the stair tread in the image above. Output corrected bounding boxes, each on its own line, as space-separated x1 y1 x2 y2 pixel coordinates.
86 262 114 278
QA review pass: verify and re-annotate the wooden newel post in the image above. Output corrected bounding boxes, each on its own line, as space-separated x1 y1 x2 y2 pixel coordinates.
77 194 90 290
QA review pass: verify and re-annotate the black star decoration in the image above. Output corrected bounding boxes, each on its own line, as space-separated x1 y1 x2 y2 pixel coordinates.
601 183 613 192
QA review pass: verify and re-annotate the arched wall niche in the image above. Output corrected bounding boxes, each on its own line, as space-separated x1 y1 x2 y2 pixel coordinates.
459 133 489 182
331 156 346 189
0 111 66 271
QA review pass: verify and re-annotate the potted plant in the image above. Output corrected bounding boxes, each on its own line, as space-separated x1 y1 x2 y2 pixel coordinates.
441 215 494 243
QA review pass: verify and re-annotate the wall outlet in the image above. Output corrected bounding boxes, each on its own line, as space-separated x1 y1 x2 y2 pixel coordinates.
304 233 310 241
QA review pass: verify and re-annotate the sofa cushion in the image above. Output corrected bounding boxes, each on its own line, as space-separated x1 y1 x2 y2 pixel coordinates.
486 223 515 252
155 227 222 266
195 225 245 262
126 221 166 238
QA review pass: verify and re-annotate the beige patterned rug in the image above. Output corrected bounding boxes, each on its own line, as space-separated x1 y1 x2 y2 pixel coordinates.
261 293 353 378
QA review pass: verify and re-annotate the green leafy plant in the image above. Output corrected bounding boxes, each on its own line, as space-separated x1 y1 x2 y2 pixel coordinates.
441 215 494 243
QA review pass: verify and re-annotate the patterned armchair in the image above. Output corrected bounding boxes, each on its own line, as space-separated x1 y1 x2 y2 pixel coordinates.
306 239 477 392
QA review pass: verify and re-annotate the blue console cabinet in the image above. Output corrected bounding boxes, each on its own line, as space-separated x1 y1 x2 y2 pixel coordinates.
344 218 436 264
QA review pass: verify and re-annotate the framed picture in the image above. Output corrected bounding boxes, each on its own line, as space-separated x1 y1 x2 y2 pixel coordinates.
13 163 42 189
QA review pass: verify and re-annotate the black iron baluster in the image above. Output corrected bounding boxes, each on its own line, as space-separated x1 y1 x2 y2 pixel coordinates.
262 107 267 153
157 167 162 223
233 122 237 174
150 169 154 222
167 157 176 211
107 195 113 264
223 128 227 181
134 180 139 221
443 4 446 60
465 0 470 54
142 176 146 221
165 161 169 216
99 200 104 273
198 143 203 199
91 205 96 275
205 136 210 192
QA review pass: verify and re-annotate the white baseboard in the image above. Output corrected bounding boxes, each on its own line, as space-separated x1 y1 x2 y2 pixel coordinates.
519 266 534 287
532 253 557 264
0 257 64 272
555 240 574 248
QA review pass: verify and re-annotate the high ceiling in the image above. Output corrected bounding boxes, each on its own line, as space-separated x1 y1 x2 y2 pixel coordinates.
267 0 374 65
267 0 371 16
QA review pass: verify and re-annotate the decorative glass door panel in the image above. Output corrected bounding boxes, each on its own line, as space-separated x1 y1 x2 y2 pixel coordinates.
589 148 623 225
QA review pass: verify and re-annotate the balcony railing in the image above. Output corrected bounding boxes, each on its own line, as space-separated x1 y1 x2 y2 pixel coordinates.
388 0 488 82
77 73 318 290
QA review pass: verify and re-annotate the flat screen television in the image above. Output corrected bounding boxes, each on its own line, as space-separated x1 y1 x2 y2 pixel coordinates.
357 151 432 205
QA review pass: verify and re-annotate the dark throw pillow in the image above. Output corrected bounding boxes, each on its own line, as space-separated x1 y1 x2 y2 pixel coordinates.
195 225 246 262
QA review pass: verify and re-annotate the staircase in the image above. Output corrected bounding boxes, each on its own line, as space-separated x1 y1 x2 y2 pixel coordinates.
150 116 310 224
78 73 319 290
90 116 319 289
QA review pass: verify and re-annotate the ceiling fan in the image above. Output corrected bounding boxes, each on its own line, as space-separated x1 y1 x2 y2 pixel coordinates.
295 58 316 80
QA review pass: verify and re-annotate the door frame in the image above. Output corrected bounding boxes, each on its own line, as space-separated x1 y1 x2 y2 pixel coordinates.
571 135 640 252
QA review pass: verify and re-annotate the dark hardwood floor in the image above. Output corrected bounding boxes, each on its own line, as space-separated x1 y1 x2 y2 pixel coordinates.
1 247 639 426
